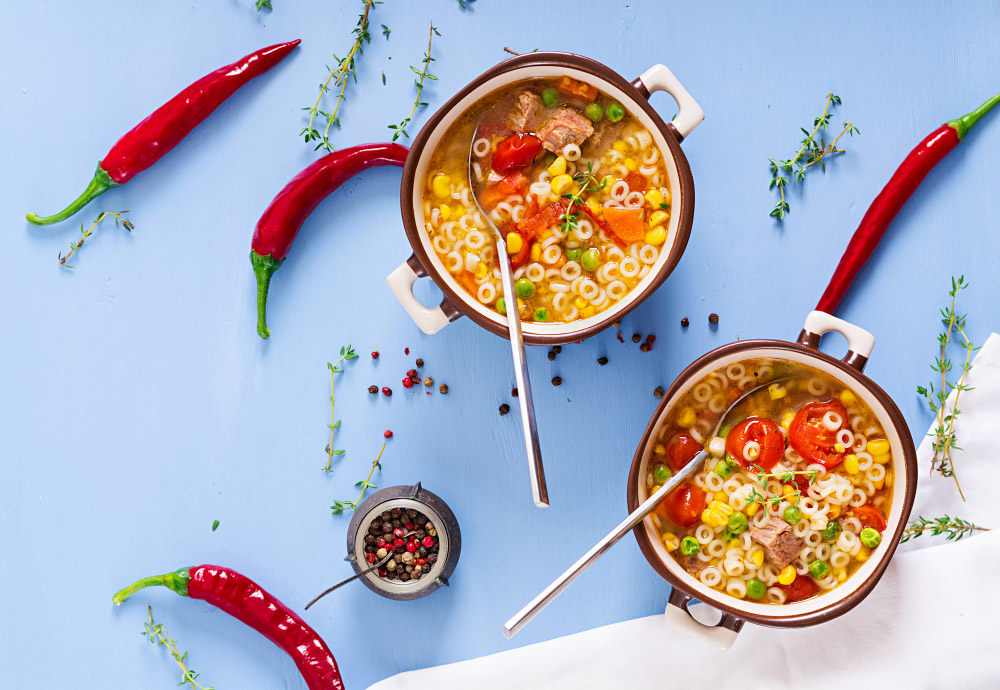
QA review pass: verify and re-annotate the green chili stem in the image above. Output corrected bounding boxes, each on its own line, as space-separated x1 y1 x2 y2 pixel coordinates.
948 92 1000 140
251 251 284 339
26 164 119 226
112 567 191 605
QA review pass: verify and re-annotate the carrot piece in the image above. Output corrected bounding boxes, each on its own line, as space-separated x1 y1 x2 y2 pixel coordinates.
480 172 528 208
624 172 648 193
603 207 645 243
579 205 625 248
516 199 569 240
556 76 598 101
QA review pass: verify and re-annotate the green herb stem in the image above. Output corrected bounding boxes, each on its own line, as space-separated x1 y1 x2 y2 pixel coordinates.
900 515 988 543
58 211 134 268
388 23 440 141
324 345 358 472
141 606 215 690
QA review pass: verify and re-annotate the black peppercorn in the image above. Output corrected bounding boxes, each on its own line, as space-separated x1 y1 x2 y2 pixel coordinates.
428 553 438 564
499 403 511 416
681 317 689 328
416 358 424 368
365 544 376 553
381 510 391 521
551 376 562 386
406 508 417 518
415 529 426 538
422 563 432 573
382 522 393 534
552 346 562 354
632 333 641 343
419 546 428 557
368 384 378 394
640 343 650 352
547 350 556 361
709 313 719 324
398 572 410 582
364 534 376 545
390 508 402 519
654 386 665 398
597 356 608 366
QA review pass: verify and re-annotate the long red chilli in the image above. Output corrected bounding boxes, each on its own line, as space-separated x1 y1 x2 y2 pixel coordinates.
250 142 409 339
26 40 300 226
816 92 1000 314
113 564 344 690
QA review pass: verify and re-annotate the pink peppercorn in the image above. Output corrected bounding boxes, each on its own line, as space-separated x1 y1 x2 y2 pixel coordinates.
371 351 379 359
384 430 393 438
422 536 434 548
382 386 392 396
406 542 417 553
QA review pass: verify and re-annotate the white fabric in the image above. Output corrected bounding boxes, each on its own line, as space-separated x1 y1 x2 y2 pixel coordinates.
368 334 1000 690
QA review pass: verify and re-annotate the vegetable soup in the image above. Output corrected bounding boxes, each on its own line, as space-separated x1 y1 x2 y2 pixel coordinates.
421 76 673 323
644 359 893 605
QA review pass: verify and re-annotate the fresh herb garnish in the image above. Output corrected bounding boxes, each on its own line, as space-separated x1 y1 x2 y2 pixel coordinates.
768 93 859 220
255 0 272 10
331 443 386 515
302 0 380 152
211 519 220 532
381 23 390 39
917 276 977 499
388 24 439 142
559 163 606 234
901 515 988 543
324 345 359 471
58 211 134 268
142 606 215 690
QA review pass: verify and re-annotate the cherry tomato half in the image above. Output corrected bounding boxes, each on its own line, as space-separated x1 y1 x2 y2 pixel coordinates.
480 171 528 209
850 505 888 532
789 400 850 469
491 133 542 174
666 432 702 473
656 483 707 528
779 575 818 603
725 417 784 472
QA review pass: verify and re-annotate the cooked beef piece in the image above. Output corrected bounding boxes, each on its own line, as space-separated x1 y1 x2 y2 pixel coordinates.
588 119 625 158
749 516 804 568
536 106 594 154
681 555 707 575
508 90 540 133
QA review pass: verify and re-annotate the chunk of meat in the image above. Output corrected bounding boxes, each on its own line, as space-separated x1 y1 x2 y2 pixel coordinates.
681 555 707 576
536 106 594 154
749 516 804 568
508 90 540 133
589 119 625 157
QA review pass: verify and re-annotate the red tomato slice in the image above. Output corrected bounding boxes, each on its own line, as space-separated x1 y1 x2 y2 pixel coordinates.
516 199 569 240
480 172 528 208
665 433 702 473
779 576 819 603
624 171 648 193
491 134 542 174
789 400 850 469
725 418 784 472
656 483 707 528
849 505 888 532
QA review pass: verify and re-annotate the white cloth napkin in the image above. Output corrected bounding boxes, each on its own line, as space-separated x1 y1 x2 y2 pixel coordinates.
368 334 1000 690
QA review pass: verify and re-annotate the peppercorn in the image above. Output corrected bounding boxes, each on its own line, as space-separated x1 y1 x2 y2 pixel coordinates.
381 522 393 534
382 386 392 396
391 508 402 518
406 509 416 518
371 351 380 360
681 317 689 328
406 369 417 378
632 333 641 343
381 510 391 520
612 321 620 328
639 343 650 352
709 313 719 324
364 534 375 545
654 386 665 398
428 553 438 564
551 376 562 386
415 358 424 368
499 403 510 416
423 377 433 387
398 572 410 582
384 430 393 438
511 387 518 397
597 356 608 366
552 346 562 354
410 375 421 386
419 546 428 557
547 350 556 361
646 335 656 345
402 377 413 389
439 383 448 394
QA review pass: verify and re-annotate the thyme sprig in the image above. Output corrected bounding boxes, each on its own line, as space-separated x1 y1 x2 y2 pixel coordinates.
738 466 818 509
388 24 440 142
917 276 977 499
331 443 386 515
324 345 359 471
141 606 215 690
559 163 606 234
58 211 133 268
900 515 988 543
769 93 859 220
301 0 380 152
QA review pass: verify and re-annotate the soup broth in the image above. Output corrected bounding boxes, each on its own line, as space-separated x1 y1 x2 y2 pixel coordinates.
644 358 893 605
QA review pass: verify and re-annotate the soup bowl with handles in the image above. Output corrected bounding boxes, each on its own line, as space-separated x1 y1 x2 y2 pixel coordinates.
387 51 703 345
626 311 918 647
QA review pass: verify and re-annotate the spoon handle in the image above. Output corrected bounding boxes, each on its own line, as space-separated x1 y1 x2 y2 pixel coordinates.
495 238 548 508
503 451 706 638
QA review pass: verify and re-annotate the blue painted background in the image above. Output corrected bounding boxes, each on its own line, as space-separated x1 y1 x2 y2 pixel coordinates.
3 1 998 687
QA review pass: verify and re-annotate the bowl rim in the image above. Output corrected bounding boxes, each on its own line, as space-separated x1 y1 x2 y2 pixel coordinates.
625 338 918 627
398 50 696 345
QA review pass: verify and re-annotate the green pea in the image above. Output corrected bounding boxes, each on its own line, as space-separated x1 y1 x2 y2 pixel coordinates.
713 460 733 479
808 560 831 579
746 578 766 599
533 308 549 321
542 88 559 107
606 102 625 122
495 297 506 315
679 536 700 556
726 512 748 535
584 102 604 123
515 278 535 298
783 506 802 525
565 247 582 262
860 527 882 548
821 521 841 542
581 248 600 271
653 464 672 484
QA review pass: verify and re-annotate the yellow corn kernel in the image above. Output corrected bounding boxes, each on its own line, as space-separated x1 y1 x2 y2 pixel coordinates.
768 383 787 400
648 209 669 227
530 243 542 262
777 565 797 585
612 141 628 153
574 297 588 309
677 407 696 428
547 156 567 176
541 229 553 240
750 549 764 566
833 443 845 453
714 492 729 505
828 504 841 519
505 232 523 255
438 204 452 221
517 298 525 308
624 157 638 172
867 439 890 456
431 173 451 198
645 189 664 206
644 226 666 246
885 470 893 489
746 501 760 517
780 410 795 430
701 509 727 528
843 454 859 474
840 389 856 405
585 198 600 214
834 566 847 583
727 539 741 550
474 262 489 280
874 453 891 465
581 305 595 318
601 175 615 188
653 443 666 456
856 546 871 563
874 477 885 490
550 174 573 195
781 484 795 497
662 532 679 552
710 559 720 568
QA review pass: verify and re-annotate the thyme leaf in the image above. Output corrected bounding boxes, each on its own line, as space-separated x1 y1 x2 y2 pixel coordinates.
141 606 215 690
900 515 988 543
58 211 134 268
388 24 440 142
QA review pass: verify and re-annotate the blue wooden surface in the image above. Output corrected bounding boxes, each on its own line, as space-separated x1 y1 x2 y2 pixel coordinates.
2 1 998 687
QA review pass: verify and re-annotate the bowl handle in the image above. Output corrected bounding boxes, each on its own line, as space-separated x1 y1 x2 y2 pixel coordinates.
796 310 875 373
386 255 458 335
663 588 743 649
631 65 704 141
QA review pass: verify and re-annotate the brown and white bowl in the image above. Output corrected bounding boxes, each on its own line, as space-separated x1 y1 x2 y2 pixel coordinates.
386 52 703 345
626 312 918 646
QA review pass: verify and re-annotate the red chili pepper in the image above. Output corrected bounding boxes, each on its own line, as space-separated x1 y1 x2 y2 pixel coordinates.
817 92 1000 313
251 143 409 338
112 565 344 690
26 40 300 226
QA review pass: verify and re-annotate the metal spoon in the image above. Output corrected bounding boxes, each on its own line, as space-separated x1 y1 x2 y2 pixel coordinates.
468 125 548 508
503 378 786 637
